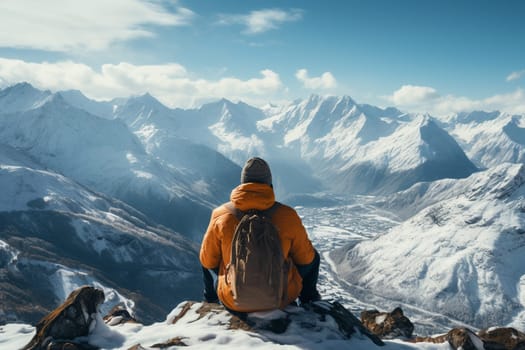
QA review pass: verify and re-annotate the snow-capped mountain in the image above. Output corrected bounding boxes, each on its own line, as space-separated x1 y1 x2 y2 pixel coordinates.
59 89 116 119
112 94 242 200
0 144 201 324
49 86 483 196
0 82 52 113
332 163 525 329
259 95 478 194
0 91 218 240
445 111 525 169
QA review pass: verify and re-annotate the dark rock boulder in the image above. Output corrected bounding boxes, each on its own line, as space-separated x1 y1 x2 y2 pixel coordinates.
360 307 414 338
447 328 481 350
411 327 480 349
478 327 525 350
23 286 105 350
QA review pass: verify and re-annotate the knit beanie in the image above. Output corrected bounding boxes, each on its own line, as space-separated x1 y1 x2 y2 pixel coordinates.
241 157 272 185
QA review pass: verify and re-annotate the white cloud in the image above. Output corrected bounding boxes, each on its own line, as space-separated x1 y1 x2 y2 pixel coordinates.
389 85 440 106
386 84 525 116
218 8 303 34
295 69 337 90
0 58 284 108
0 0 194 51
506 70 525 82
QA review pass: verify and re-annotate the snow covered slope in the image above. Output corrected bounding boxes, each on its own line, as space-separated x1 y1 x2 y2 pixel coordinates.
2 301 449 350
445 111 525 168
332 163 525 329
0 144 201 324
0 82 52 113
0 92 215 239
59 89 116 119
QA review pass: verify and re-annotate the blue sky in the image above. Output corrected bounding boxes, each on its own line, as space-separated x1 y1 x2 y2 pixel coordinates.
0 0 524 115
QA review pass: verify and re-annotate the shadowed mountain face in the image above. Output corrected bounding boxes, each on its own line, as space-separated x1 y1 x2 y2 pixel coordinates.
1 210 201 325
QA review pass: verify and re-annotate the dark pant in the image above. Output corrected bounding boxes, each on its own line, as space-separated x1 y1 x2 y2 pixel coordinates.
202 266 219 303
201 249 321 307
296 249 321 304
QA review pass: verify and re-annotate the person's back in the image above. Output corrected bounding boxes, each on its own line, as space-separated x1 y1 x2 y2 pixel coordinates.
200 157 321 313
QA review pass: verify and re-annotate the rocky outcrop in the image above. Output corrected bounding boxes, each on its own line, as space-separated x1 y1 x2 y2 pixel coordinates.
166 300 383 345
411 328 483 350
23 286 105 350
478 327 525 350
360 307 414 338
22 287 385 350
410 326 525 350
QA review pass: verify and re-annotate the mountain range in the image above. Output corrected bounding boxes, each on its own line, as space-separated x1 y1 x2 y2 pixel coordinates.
1 82 525 331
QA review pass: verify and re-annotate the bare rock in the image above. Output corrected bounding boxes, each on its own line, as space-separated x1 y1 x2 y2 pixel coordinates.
151 337 188 348
170 301 253 331
361 307 414 338
411 327 483 350
127 345 148 350
478 327 525 350
447 327 482 350
23 286 105 350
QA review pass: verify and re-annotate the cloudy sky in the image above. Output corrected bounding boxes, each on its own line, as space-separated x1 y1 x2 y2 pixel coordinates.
0 0 524 115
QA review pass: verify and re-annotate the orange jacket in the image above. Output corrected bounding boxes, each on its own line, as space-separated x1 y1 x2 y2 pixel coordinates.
200 182 316 312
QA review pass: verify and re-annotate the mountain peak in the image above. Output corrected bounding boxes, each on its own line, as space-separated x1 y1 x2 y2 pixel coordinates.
0 82 53 113
130 92 164 106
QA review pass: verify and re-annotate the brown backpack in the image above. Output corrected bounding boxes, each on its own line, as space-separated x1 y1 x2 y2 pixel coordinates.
225 202 289 310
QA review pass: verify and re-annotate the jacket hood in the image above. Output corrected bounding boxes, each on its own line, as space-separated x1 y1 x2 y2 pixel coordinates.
230 183 275 211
